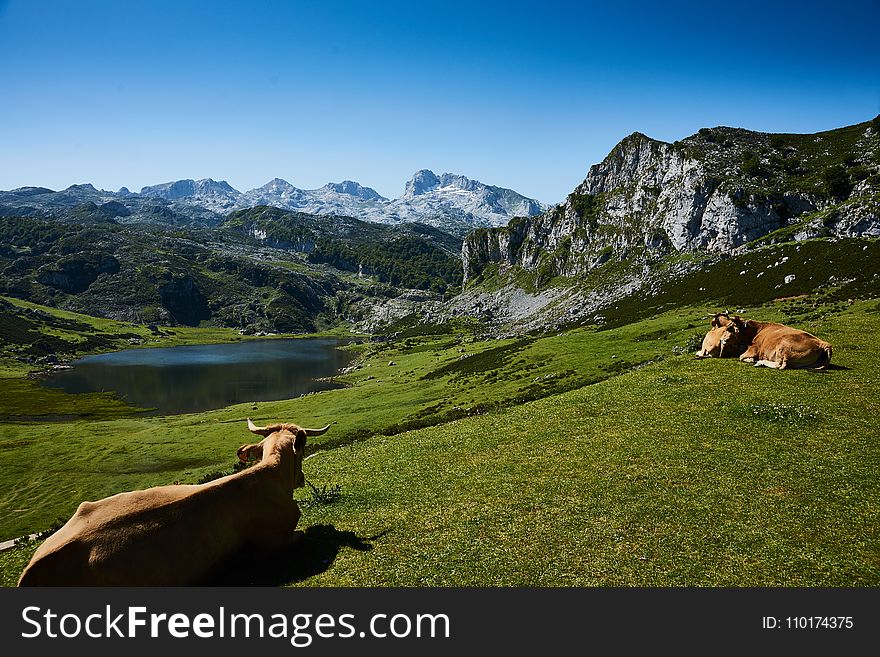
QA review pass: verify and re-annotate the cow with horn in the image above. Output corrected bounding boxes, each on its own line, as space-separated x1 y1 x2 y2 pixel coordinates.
18 419 330 586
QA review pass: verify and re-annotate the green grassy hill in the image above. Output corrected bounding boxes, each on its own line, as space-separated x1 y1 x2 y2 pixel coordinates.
290 304 878 586
1 286 877 586
0 211 463 334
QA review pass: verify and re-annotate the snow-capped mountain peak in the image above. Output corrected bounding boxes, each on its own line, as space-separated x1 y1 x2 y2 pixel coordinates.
139 178 242 213
403 169 442 197
17 171 545 236
237 169 544 233
392 169 546 232
321 180 387 202
254 178 296 192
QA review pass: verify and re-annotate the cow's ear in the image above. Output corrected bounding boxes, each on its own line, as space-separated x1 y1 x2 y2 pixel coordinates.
237 442 264 463
293 429 307 453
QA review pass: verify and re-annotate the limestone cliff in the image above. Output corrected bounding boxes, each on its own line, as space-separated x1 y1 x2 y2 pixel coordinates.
463 117 880 285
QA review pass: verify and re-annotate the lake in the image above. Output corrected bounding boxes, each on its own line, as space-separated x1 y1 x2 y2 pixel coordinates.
42 338 356 415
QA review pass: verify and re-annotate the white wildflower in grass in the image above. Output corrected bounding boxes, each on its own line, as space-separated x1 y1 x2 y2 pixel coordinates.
748 403 819 424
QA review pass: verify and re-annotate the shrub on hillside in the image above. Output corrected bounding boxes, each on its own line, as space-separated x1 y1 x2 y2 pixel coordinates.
822 165 853 200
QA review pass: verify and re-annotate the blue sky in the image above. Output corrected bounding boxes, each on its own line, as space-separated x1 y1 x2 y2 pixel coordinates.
1 0 877 203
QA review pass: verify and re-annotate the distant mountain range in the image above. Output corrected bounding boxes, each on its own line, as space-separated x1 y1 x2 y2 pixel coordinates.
3 116 878 336
1 170 546 236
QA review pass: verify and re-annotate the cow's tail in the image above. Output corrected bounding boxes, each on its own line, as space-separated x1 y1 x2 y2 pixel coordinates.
811 342 833 371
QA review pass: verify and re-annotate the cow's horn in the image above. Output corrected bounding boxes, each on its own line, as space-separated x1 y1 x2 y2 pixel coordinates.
302 424 332 437
247 418 266 434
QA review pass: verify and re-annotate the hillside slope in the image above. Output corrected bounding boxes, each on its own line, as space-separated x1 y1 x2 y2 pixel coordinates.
0 212 462 333
287 303 878 586
2 297 876 586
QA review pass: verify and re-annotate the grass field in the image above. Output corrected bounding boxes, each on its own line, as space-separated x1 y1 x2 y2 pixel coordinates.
1 289 877 586
0 301 702 540
286 310 879 586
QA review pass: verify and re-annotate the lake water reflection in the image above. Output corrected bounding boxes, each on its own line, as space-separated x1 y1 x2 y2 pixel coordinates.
42 338 356 415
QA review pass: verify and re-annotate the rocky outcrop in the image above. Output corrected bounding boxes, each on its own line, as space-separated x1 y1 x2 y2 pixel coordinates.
36 254 120 294
140 179 241 213
158 275 211 326
463 118 880 285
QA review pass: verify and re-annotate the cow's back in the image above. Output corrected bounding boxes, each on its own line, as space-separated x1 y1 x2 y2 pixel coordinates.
19 484 250 586
752 322 831 369
753 323 820 347
17 537 93 586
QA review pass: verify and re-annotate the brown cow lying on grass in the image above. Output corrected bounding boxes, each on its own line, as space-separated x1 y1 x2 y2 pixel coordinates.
17 419 329 586
695 312 832 370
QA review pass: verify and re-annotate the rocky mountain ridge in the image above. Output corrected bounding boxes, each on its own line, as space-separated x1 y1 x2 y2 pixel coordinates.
1 171 544 236
463 117 880 286
4 116 878 336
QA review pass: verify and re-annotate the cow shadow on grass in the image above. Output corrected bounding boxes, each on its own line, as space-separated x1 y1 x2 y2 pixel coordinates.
203 524 388 586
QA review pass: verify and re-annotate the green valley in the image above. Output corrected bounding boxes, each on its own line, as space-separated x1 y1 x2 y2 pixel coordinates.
1 235 878 585
2 116 879 588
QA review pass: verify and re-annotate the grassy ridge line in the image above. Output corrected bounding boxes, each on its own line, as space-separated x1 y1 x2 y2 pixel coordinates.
289 303 879 587
1 294 356 356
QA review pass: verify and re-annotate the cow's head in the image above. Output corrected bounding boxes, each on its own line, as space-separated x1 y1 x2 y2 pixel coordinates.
695 313 746 359
239 420 331 488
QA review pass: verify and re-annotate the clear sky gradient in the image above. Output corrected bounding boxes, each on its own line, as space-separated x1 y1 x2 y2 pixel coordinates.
1 0 878 203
